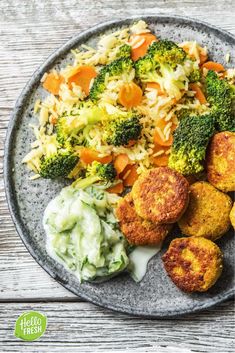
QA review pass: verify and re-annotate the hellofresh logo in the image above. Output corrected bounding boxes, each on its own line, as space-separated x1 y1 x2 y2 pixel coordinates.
14 311 47 341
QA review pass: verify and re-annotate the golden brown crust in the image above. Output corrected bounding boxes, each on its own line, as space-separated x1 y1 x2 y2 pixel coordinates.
207 131 235 192
178 181 232 241
116 193 171 246
132 167 189 224
230 203 235 230
162 237 223 292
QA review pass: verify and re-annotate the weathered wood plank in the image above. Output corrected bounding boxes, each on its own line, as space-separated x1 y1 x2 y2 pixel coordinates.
0 301 234 352
0 1 234 352
0 0 235 301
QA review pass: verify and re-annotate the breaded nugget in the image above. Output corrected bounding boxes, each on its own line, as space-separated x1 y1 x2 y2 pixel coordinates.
207 131 235 192
178 181 232 240
116 193 171 245
132 167 189 224
162 237 223 292
230 203 235 230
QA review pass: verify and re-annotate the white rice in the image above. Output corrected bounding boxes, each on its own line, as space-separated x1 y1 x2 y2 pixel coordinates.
22 20 215 179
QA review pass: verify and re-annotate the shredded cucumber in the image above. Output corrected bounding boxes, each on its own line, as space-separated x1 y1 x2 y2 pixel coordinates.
43 184 129 282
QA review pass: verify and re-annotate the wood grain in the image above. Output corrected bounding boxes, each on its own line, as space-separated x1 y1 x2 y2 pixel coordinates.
0 0 234 352
0 301 234 353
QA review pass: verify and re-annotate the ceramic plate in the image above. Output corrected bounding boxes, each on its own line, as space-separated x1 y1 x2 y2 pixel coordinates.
4 15 235 317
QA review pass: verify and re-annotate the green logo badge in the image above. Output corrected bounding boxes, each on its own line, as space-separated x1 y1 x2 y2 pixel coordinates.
14 311 47 341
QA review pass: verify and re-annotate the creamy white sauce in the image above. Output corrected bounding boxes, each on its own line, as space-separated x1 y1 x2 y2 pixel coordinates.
129 245 162 282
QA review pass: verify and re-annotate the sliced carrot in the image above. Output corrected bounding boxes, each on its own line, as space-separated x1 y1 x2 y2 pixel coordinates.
179 43 194 60
130 33 157 61
171 97 178 105
189 83 207 104
153 154 169 167
43 72 64 95
153 143 169 154
201 61 225 73
119 164 131 179
106 181 124 194
199 52 208 65
180 43 208 65
154 130 173 147
152 144 169 167
153 119 177 147
80 148 112 165
126 139 137 147
220 70 227 79
146 82 165 96
119 82 143 108
122 164 138 187
68 65 97 95
50 116 57 125
114 154 130 174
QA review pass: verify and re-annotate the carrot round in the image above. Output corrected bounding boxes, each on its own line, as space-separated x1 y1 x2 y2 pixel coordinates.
153 119 176 147
43 72 64 95
201 61 225 73
189 83 207 104
220 70 227 79
152 144 169 167
153 143 169 153
126 139 137 147
153 154 169 167
199 53 208 65
106 181 124 194
80 148 112 165
68 65 97 95
130 33 157 61
122 164 138 186
50 116 58 125
119 82 143 108
146 82 165 96
114 154 130 174
180 43 208 64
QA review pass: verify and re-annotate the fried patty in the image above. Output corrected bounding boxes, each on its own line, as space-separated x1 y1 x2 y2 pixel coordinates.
230 203 235 230
132 167 189 224
207 131 235 192
178 181 232 241
116 193 171 245
162 237 223 292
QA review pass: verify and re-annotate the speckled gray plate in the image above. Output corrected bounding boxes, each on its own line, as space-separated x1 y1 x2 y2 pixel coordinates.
4 15 235 317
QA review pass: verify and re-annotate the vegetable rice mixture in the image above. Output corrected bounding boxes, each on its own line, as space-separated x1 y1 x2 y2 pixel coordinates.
22 20 235 192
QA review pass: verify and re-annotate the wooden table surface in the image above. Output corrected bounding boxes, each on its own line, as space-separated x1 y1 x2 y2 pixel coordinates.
0 1 234 352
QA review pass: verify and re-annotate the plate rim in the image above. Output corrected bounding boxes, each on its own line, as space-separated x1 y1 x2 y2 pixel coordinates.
4 14 235 318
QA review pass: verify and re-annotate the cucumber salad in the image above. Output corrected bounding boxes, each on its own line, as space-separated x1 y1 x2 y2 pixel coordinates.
43 181 160 282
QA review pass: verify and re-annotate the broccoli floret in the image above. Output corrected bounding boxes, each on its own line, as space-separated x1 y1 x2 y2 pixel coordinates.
89 70 106 102
56 116 71 146
56 101 107 146
135 54 158 78
89 57 133 101
188 68 201 83
135 40 188 99
86 161 117 182
147 40 186 68
135 40 186 79
104 114 142 146
205 70 235 131
168 114 215 175
40 150 79 179
72 162 117 189
108 57 133 76
116 44 131 59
